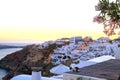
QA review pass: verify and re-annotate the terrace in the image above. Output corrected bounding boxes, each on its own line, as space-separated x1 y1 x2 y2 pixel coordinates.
64 59 120 80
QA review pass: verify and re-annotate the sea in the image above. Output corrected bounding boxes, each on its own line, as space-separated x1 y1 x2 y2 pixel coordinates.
0 43 41 80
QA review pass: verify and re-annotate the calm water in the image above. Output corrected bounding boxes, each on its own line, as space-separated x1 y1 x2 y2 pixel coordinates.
0 48 23 79
0 48 23 59
0 43 36 79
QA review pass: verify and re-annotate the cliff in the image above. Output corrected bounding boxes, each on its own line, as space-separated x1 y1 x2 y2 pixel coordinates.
0 43 63 80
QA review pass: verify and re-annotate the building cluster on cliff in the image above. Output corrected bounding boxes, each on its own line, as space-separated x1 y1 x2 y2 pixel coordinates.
37 36 120 67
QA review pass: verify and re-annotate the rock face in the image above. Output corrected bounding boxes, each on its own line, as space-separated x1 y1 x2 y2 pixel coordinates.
0 43 61 80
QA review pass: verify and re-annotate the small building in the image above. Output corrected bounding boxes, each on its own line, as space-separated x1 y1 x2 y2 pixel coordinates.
55 39 68 45
96 37 110 43
69 36 83 44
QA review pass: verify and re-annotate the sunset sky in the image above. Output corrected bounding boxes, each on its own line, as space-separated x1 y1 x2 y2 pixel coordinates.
0 0 118 43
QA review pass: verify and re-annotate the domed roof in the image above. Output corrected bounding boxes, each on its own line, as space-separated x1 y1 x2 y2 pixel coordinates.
11 75 31 80
10 74 60 80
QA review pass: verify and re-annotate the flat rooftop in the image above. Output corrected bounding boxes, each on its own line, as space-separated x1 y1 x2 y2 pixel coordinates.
67 59 120 80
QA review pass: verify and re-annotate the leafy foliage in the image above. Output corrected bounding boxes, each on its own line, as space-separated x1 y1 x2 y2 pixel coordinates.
93 0 120 36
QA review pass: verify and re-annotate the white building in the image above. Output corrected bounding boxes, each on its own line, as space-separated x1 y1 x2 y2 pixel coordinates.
55 39 68 45
69 36 83 44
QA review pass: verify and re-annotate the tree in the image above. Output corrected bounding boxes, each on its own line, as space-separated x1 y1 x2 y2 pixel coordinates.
93 0 120 36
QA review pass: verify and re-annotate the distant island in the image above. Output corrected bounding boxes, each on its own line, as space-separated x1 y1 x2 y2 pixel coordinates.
0 45 24 49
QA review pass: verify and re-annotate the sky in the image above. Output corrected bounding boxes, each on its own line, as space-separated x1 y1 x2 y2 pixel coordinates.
0 0 118 43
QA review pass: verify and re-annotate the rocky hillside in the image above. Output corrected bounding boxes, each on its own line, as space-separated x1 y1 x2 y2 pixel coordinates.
0 43 65 80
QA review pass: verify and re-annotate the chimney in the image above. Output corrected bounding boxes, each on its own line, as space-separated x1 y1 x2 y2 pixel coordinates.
31 67 42 80
113 44 120 59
